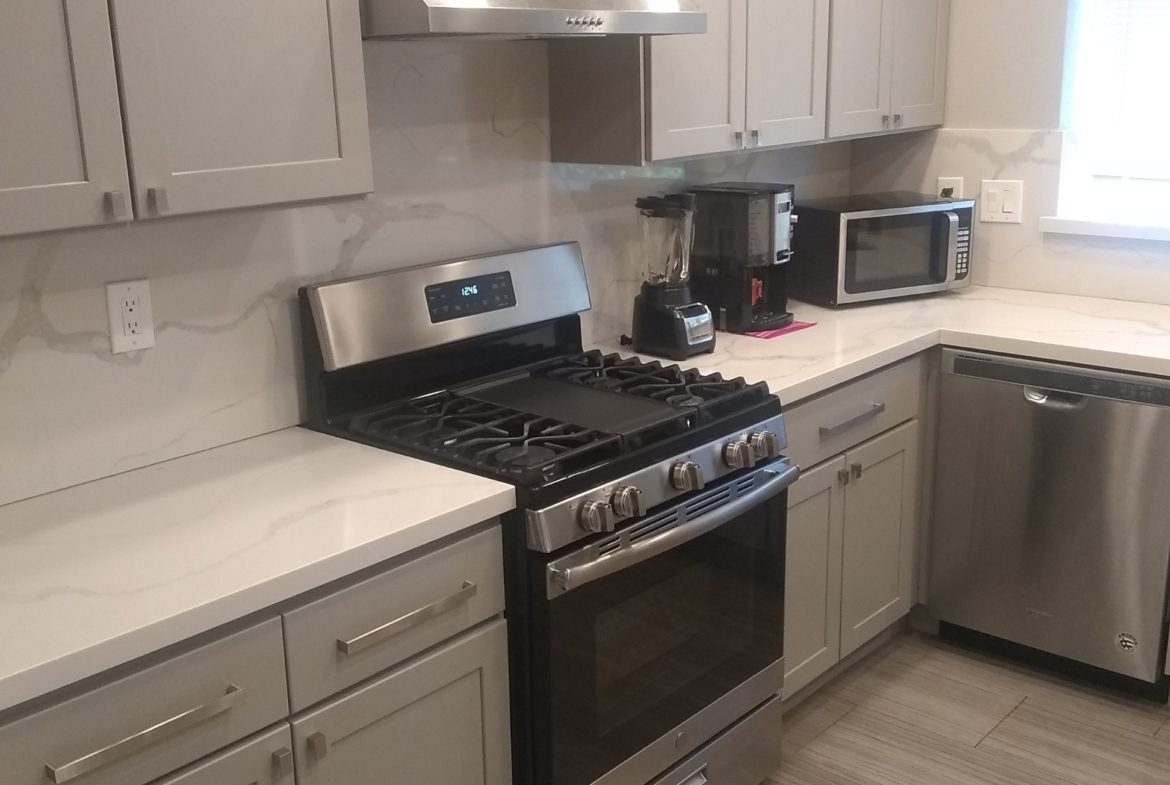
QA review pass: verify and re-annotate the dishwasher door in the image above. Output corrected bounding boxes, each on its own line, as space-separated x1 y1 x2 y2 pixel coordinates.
930 349 1170 684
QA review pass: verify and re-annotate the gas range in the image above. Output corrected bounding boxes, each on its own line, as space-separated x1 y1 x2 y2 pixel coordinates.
299 242 794 785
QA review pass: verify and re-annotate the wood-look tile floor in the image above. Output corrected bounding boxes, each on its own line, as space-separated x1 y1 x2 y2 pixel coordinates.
774 634 1170 785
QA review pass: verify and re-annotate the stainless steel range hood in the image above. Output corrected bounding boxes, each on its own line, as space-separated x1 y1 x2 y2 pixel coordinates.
360 1 706 39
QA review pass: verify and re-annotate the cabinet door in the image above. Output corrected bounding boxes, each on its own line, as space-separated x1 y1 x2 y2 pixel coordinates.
783 458 845 699
648 0 748 160
890 0 950 129
827 0 894 138
0 0 131 236
840 420 919 656
110 0 372 219
155 726 294 785
746 0 829 148
292 621 510 785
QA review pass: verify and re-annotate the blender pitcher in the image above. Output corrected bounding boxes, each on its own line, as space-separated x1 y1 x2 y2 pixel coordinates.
637 194 696 287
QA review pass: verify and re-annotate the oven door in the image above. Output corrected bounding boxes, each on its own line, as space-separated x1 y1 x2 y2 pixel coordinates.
837 206 963 304
531 460 798 785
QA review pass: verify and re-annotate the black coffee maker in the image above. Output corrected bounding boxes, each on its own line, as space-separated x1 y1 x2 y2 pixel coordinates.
629 193 716 361
691 183 797 333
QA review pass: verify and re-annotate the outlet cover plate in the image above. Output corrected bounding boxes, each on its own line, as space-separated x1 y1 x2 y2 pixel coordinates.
938 177 964 199
106 279 156 354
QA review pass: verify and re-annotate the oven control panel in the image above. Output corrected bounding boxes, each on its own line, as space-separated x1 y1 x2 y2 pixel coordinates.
425 271 516 323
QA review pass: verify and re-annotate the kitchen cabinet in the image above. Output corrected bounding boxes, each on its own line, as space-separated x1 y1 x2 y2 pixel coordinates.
549 0 830 163
839 420 919 656
782 358 924 698
0 0 132 236
0 0 371 237
827 0 950 138
110 0 372 219
783 458 845 698
291 620 511 785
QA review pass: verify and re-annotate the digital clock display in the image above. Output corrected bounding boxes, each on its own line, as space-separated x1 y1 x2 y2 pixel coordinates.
425 272 516 323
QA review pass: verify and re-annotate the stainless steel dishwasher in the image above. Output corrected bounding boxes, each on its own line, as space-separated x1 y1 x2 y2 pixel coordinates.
930 349 1170 697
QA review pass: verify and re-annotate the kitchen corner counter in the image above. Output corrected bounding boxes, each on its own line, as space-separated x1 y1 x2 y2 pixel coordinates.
602 286 1170 405
0 428 515 714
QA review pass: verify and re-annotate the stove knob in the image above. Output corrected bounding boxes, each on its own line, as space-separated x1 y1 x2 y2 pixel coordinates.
670 461 706 492
748 431 782 460
579 500 615 534
723 440 756 470
611 486 647 518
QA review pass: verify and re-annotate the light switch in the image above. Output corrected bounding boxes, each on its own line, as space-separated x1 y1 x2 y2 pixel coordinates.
980 180 1024 224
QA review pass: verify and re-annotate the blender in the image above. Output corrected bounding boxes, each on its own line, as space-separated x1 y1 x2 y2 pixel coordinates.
630 193 716 361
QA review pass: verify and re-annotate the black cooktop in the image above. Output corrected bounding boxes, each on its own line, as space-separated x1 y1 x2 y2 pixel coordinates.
342 351 772 487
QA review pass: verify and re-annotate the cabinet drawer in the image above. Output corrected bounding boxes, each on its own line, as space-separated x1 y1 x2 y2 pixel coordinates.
283 526 505 711
784 356 924 468
154 725 294 785
0 618 287 785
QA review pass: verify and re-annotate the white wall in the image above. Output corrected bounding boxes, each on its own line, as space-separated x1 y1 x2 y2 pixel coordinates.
0 40 851 508
853 0 1170 305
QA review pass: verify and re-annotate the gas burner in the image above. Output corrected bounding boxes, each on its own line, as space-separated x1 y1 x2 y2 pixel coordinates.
347 394 624 485
540 350 770 422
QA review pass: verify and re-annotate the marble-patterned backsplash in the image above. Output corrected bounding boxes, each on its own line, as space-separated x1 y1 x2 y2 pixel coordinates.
851 128 1170 304
0 40 851 508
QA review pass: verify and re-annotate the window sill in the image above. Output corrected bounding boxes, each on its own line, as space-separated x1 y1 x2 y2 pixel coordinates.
1039 216 1170 243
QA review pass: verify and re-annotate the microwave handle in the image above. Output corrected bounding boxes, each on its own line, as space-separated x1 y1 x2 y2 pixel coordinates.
546 462 800 598
943 211 960 284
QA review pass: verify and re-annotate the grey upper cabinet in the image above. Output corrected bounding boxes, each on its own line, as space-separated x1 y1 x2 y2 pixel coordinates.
291 620 511 785
746 0 830 148
0 0 372 237
0 0 132 236
839 420 920 656
110 0 373 219
828 0 950 139
549 0 830 164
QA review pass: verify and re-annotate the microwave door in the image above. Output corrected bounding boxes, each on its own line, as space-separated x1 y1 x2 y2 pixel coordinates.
838 208 959 304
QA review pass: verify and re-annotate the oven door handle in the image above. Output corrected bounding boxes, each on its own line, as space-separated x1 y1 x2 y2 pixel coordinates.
548 461 800 597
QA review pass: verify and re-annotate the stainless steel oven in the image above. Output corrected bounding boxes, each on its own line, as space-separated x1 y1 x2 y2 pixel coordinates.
529 459 798 785
790 192 975 307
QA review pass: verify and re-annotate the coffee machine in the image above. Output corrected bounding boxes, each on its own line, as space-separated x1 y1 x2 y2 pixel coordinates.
629 193 716 361
690 183 797 333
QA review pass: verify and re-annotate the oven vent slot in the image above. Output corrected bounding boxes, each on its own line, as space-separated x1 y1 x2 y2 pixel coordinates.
684 487 734 519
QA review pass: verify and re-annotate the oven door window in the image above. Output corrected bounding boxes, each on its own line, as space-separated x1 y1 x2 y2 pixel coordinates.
843 211 950 293
537 490 784 785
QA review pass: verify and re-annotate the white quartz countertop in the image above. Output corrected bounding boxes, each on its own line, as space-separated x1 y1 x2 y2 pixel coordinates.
602 286 1170 405
0 428 514 714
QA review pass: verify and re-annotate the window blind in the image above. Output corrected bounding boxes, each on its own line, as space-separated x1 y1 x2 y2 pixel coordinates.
1066 0 1170 181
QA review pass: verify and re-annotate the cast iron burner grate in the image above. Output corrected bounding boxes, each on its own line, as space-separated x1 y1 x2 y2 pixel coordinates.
540 350 771 422
348 394 623 485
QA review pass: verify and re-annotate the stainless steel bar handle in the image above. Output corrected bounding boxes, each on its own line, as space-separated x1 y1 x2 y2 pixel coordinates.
103 190 128 220
45 684 243 784
751 129 760 147
894 113 904 127
943 211 960 285
882 114 890 129
735 130 745 149
550 462 800 595
336 581 478 656
819 403 887 440
148 186 169 214
672 766 709 785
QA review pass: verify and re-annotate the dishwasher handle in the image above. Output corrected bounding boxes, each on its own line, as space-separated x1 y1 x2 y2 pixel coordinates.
1023 387 1088 412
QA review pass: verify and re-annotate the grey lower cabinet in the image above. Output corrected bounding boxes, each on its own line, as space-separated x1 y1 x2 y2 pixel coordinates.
291 619 511 785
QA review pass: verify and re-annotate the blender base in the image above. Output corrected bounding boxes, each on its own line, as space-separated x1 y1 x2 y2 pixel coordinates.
631 282 716 362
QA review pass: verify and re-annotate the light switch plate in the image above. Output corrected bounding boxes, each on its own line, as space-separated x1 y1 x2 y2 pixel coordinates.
106 279 156 354
981 180 1024 224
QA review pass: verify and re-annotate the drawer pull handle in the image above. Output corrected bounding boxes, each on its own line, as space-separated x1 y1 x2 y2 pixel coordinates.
336 581 478 656
819 403 887 440
307 731 330 761
45 684 243 784
272 747 294 777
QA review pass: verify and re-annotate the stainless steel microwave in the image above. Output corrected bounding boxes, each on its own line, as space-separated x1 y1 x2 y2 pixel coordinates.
789 192 975 306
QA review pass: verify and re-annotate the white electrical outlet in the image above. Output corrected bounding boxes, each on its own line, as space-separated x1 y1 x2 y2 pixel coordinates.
937 177 964 199
981 180 1024 224
106 279 156 354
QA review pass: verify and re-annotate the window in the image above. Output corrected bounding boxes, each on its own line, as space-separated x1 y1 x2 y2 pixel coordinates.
1055 0 1170 231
